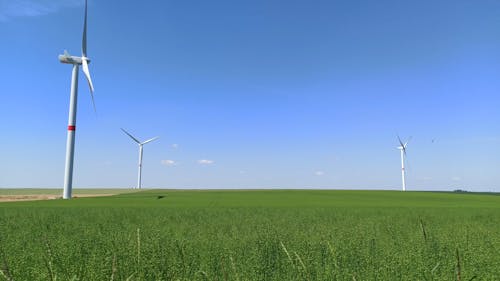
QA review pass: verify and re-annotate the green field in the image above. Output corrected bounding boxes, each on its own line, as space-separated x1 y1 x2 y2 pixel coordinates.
0 190 498 280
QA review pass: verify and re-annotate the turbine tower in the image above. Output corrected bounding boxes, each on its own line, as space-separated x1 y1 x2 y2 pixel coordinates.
121 128 159 189
60 0 95 199
397 136 410 191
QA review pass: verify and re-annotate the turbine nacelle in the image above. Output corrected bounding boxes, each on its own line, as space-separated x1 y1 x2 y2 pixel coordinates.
58 53 90 65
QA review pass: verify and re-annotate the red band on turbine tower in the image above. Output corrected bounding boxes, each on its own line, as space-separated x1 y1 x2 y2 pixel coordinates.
68 125 76 131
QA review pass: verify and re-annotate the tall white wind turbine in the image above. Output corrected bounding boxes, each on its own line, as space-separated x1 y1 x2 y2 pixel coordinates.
121 128 159 189
397 136 411 191
59 0 95 199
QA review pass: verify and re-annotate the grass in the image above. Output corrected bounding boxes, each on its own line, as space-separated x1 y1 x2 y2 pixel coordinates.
0 190 499 280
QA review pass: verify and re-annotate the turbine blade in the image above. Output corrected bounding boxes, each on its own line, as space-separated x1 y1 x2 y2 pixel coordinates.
404 136 412 148
82 0 88 57
121 128 141 144
81 59 94 92
397 135 404 148
141 137 159 145
80 1 95 112
81 59 96 111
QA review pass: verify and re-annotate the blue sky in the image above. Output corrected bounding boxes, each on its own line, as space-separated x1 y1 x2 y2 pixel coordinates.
0 0 499 191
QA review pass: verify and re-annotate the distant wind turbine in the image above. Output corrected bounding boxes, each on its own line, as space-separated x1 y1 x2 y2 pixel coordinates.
121 128 159 189
397 136 411 191
59 0 95 199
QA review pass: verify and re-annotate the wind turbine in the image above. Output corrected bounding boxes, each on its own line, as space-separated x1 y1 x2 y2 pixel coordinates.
397 136 411 191
59 0 95 199
121 128 159 189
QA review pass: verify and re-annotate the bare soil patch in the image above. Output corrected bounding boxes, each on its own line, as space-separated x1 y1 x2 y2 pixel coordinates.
0 194 115 202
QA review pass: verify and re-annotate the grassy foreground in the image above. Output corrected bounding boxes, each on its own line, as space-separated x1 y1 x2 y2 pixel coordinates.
0 190 499 280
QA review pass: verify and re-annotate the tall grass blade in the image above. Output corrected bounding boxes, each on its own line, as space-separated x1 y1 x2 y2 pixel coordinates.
455 248 461 281
0 247 13 281
229 255 240 281
431 262 440 274
196 270 209 281
420 219 428 241
43 237 56 281
280 241 295 268
326 241 339 269
110 254 117 281
136 228 141 267
294 251 310 281
125 272 135 281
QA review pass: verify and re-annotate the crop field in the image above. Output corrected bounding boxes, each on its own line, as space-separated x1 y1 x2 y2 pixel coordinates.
0 190 498 280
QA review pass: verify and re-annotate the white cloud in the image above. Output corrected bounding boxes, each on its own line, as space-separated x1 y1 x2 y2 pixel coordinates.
0 0 81 21
314 171 325 176
171 144 179 149
161 160 176 166
197 159 214 165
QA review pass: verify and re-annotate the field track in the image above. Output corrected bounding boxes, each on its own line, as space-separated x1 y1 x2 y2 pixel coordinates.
0 188 136 202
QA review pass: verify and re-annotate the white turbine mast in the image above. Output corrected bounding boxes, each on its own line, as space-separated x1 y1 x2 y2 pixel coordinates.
397 136 411 191
60 0 95 199
121 128 159 189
